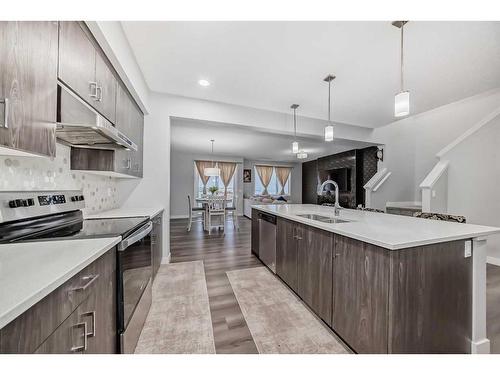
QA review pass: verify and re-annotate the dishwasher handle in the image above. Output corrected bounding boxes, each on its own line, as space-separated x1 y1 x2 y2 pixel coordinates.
258 212 277 225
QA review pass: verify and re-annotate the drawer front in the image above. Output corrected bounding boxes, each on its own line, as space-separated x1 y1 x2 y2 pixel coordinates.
34 302 88 354
0 250 111 353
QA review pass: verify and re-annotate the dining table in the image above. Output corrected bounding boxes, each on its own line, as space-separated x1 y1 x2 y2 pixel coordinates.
195 196 233 231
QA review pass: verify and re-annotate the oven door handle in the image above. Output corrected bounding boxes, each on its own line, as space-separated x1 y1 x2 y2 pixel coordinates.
117 221 153 251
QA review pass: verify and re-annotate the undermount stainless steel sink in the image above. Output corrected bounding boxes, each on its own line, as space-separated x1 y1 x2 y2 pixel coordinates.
296 214 351 224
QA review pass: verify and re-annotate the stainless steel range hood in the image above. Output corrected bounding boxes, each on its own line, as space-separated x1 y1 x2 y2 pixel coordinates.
56 83 137 151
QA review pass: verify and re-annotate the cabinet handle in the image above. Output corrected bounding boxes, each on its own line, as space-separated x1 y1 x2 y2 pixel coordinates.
0 98 8 129
333 253 340 259
126 158 131 169
96 86 103 102
89 82 98 100
71 274 100 292
71 322 88 352
81 311 96 338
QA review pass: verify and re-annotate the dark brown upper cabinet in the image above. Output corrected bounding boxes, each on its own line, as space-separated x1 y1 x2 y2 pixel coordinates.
58 22 117 124
0 21 58 157
58 22 97 108
94 51 117 123
114 83 144 177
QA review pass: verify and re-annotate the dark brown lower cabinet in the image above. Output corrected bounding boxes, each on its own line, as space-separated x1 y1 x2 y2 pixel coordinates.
332 235 390 353
297 225 333 324
254 210 473 354
276 218 298 293
0 248 117 354
251 209 260 257
151 211 164 280
388 240 472 354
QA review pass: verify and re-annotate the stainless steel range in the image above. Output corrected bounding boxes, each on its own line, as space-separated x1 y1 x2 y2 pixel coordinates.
0 190 153 354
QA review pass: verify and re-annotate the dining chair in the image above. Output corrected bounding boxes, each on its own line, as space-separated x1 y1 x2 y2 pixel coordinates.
187 195 205 232
207 195 226 234
225 193 239 230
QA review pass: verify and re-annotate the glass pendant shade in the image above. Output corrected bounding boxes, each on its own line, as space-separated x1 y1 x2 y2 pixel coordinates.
297 150 308 159
324 125 334 142
394 91 410 117
292 141 299 154
204 167 220 177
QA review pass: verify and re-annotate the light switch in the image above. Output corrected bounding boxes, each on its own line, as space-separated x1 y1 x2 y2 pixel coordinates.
464 241 472 258
432 190 436 198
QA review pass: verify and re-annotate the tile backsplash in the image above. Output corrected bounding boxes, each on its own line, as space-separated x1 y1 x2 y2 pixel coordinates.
0 144 119 214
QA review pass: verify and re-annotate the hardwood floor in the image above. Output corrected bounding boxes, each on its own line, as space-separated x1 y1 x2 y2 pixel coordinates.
170 217 500 354
170 217 262 354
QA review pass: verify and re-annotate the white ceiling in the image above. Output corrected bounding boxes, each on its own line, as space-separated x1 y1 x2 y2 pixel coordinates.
170 118 376 162
122 21 500 127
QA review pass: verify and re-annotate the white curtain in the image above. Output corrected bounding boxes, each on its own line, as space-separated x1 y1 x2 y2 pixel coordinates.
275 167 292 195
219 162 237 195
255 165 274 195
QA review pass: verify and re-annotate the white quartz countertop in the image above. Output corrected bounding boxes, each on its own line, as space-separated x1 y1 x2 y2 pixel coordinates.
252 204 500 250
0 237 121 330
85 206 164 220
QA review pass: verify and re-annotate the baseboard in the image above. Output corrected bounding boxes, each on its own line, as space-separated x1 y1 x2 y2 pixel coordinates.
161 253 171 264
470 338 490 354
171 214 244 219
170 214 189 219
487 256 500 266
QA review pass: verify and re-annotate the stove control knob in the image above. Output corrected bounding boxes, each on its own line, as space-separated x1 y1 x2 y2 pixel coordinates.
78 195 85 201
21 199 29 207
27 198 35 206
9 199 26 208
71 196 78 202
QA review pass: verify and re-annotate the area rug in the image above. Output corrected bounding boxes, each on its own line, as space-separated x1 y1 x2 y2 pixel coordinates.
226 267 349 354
135 261 216 354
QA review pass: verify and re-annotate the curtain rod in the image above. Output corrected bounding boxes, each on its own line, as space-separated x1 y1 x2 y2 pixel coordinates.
195 159 243 164
254 163 294 168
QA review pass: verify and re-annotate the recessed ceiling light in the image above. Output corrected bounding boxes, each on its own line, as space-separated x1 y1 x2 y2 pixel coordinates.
198 79 210 87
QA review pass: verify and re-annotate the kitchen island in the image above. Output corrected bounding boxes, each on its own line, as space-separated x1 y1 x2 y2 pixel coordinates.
251 204 500 354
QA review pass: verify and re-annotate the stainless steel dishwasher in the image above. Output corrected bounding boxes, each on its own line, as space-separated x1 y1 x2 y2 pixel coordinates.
258 212 277 273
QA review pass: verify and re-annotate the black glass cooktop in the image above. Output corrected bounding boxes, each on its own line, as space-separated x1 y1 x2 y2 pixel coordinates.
38 217 149 240
0 210 149 243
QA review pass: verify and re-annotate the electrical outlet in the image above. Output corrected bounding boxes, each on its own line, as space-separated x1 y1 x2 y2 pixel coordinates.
464 241 472 258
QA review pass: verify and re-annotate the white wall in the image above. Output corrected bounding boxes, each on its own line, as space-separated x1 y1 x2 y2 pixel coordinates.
445 115 500 260
369 88 500 210
243 159 302 203
170 149 244 218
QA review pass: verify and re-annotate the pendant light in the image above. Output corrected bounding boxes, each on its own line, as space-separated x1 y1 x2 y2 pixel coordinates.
291 104 299 154
323 74 336 142
204 139 220 177
393 21 410 117
297 150 308 159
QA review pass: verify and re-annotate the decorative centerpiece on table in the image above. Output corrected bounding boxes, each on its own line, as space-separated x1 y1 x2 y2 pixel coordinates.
208 186 219 195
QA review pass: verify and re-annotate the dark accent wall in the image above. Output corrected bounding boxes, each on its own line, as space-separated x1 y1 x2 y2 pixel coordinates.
302 146 378 208
302 159 318 204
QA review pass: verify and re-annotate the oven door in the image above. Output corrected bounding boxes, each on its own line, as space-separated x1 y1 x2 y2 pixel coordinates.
117 221 153 353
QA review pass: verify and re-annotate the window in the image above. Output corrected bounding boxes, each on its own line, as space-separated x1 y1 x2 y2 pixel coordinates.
254 166 290 195
195 164 236 199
